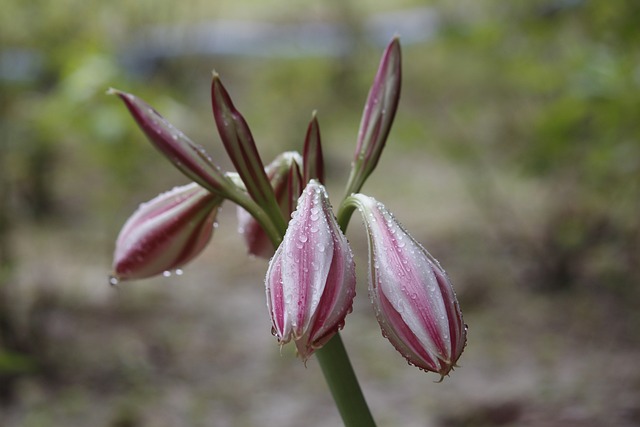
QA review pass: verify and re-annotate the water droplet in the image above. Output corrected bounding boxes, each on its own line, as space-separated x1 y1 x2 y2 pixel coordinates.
175 269 184 276
109 275 119 286
298 234 308 243
163 271 172 277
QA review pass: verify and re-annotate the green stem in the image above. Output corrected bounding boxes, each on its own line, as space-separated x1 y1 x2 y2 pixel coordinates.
336 198 358 234
315 333 377 427
226 191 283 249
311 196 376 426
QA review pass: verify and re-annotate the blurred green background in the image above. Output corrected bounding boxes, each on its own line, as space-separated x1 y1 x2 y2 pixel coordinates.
1 0 639 426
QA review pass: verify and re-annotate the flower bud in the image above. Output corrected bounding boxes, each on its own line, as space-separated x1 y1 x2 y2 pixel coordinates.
351 194 466 378
109 89 233 196
237 152 303 258
112 183 222 281
265 180 356 360
344 37 401 196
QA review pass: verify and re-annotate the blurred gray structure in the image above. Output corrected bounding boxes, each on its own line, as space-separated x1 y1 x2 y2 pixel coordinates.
119 7 439 75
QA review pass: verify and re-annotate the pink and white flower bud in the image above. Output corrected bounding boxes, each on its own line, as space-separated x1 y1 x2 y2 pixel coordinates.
265 180 356 360
112 183 222 281
237 152 303 258
352 194 466 378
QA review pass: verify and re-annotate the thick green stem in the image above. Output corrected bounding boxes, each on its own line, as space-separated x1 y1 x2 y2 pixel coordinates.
316 334 377 427
311 197 376 426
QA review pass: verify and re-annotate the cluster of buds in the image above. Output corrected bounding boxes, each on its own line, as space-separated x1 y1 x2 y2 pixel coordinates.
109 38 466 378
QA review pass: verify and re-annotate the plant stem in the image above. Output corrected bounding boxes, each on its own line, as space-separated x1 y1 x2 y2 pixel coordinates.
314 196 376 426
315 333 377 427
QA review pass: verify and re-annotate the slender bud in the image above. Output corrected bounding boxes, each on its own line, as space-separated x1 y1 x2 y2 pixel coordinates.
108 89 232 195
211 73 284 232
344 37 401 196
350 194 466 379
265 180 356 360
238 152 303 258
112 183 222 281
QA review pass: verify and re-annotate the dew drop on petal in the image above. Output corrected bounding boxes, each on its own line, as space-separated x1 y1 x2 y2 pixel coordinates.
175 269 184 276
163 270 172 277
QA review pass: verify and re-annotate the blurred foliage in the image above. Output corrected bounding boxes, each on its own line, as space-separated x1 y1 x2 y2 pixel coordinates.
401 0 640 292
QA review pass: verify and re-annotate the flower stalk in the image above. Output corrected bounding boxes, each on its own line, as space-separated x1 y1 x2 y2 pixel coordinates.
316 334 376 427
108 36 465 427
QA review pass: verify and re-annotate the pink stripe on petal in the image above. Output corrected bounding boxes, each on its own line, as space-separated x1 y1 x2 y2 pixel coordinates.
354 193 466 377
376 285 440 372
113 183 220 281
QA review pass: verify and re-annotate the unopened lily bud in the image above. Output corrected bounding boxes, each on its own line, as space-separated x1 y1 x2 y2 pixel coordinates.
265 180 356 360
109 89 233 196
351 194 466 378
344 37 401 196
112 183 222 281
237 152 303 258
